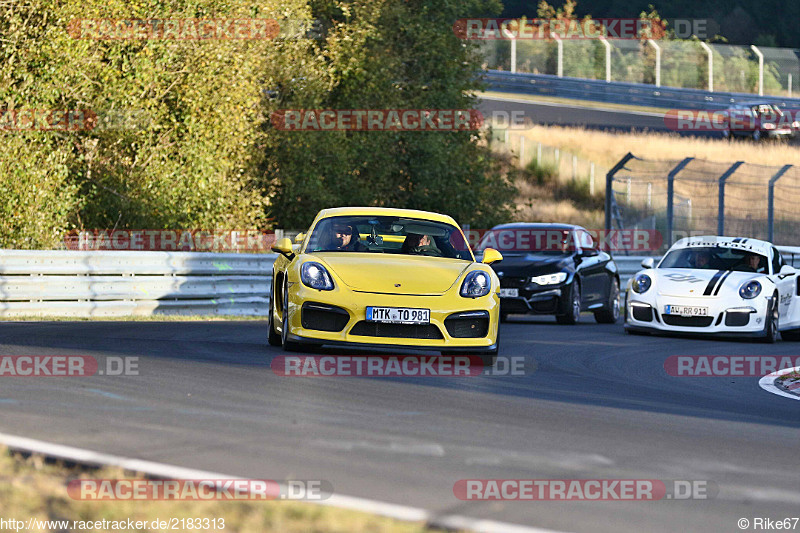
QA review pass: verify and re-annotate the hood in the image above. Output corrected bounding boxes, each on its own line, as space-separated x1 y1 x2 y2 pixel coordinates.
311 253 472 295
489 253 574 278
654 268 759 297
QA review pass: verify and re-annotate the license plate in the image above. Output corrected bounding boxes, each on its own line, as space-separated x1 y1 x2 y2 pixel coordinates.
499 288 519 298
366 307 430 324
664 305 708 317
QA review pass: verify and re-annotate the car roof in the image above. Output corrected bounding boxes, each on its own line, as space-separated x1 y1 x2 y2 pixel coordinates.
315 207 458 226
671 236 772 255
489 223 581 230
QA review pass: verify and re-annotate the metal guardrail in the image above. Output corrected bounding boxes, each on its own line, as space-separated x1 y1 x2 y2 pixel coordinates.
0 250 276 317
486 70 800 111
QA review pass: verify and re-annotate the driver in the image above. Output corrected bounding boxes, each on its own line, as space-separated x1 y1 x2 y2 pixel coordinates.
690 250 711 269
740 253 765 273
324 222 367 252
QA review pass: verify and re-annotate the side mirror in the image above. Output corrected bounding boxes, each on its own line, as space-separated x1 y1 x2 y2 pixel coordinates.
482 248 503 265
294 233 306 244
780 264 794 274
271 237 295 259
641 257 655 269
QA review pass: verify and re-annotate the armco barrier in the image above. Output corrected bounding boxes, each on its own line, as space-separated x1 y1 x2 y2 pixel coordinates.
486 70 800 111
0 250 276 317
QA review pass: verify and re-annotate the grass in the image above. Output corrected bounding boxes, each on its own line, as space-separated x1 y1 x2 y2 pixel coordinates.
479 90 672 115
0 447 446 533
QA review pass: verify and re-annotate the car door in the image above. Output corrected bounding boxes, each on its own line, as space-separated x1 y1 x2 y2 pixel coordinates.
770 247 797 325
575 229 607 306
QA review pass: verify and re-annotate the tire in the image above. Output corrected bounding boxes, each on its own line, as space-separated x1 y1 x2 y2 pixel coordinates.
281 280 302 352
555 280 581 325
752 129 762 141
760 296 779 344
722 129 731 140
594 277 620 324
267 290 281 347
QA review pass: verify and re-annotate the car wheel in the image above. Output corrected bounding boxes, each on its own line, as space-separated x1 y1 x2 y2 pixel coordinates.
752 129 762 141
760 296 778 344
594 277 620 324
267 286 281 347
281 280 301 352
721 129 731 140
556 280 581 325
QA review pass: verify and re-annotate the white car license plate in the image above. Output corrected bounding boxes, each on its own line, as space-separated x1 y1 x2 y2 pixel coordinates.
367 307 430 324
664 305 708 317
499 288 519 298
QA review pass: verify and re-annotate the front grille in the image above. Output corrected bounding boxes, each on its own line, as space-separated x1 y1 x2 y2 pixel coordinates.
725 311 751 327
301 302 350 332
632 304 653 322
531 298 558 313
662 314 714 327
500 277 528 289
444 312 489 338
349 321 443 339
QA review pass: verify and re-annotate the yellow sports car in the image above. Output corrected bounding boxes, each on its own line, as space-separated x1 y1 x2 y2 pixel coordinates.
268 207 503 365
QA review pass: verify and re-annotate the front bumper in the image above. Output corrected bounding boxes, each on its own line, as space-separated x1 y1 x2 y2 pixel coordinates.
286 283 499 350
624 291 768 336
499 284 566 315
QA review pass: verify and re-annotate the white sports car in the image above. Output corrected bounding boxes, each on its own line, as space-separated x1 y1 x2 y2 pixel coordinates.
624 236 800 343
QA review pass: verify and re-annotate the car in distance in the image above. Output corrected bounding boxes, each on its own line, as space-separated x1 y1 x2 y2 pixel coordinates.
268 207 503 365
624 236 800 342
476 223 620 324
723 102 800 141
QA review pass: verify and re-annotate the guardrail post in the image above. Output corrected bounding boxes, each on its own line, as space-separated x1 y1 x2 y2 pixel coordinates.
666 157 694 247
717 161 744 236
647 39 661 87
554 35 563 77
604 152 636 232
699 41 714 92
768 164 792 242
600 37 611 82
751 45 764 96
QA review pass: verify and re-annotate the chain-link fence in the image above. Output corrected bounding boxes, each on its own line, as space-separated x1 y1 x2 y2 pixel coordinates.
607 154 800 252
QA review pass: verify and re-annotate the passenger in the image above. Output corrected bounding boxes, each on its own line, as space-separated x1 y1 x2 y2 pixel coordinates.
401 233 441 256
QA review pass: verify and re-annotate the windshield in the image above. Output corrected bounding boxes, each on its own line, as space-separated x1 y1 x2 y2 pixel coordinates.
305 215 473 260
659 246 768 273
474 227 575 255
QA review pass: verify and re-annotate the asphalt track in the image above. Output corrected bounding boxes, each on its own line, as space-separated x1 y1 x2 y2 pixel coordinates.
1 317 799 532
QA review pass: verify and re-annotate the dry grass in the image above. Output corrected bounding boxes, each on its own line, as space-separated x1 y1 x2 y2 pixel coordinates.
509 125 800 168
0 447 444 533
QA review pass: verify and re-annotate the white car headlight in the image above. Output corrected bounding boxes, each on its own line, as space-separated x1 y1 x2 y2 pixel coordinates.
530 272 568 285
460 271 491 298
301 261 334 290
739 280 762 299
763 123 776 130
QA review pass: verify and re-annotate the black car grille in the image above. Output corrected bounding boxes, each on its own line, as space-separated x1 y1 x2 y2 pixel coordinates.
349 321 444 339
725 311 751 327
662 315 714 327
444 312 489 338
499 277 528 289
301 302 350 332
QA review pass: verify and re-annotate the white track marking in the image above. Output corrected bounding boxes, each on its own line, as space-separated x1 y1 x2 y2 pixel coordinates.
758 365 800 401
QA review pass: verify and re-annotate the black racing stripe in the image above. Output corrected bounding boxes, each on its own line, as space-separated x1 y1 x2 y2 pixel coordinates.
703 270 724 295
713 270 733 295
741 238 748 243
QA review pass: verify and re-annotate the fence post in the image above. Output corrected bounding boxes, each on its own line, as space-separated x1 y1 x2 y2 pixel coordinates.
717 161 744 236
768 165 792 242
605 152 636 232
647 39 661 87
666 158 694 247
699 42 714 92
554 35 563 77
751 45 764 96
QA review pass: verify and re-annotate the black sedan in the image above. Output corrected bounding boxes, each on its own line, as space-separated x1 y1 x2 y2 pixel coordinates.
476 223 620 324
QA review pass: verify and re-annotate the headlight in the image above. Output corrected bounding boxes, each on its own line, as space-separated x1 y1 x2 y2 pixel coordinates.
792 121 800 128
301 261 334 290
632 274 651 294
460 270 491 298
739 280 762 299
530 272 568 285
763 123 776 130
